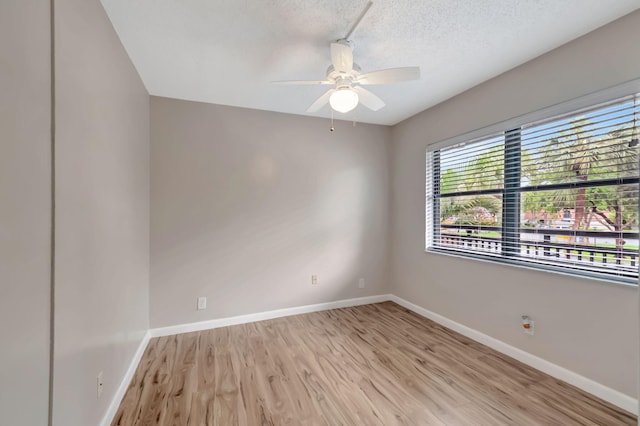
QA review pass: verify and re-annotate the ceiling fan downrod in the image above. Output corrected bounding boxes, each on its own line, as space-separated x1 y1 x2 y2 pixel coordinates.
344 1 373 41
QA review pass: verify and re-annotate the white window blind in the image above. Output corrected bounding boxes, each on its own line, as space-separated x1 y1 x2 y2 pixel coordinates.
427 94 640 283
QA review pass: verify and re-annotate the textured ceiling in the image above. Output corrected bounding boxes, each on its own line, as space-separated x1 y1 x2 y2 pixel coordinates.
101 0 639 126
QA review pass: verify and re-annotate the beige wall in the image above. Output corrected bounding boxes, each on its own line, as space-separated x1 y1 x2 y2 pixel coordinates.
52 1 150 425
389 10 640 397
0 1 51 425
150 97 390 327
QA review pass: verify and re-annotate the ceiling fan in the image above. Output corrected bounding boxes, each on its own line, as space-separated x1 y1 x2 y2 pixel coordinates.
273 1 420 114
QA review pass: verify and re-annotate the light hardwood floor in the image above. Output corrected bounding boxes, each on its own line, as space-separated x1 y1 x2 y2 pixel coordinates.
112 302 636 425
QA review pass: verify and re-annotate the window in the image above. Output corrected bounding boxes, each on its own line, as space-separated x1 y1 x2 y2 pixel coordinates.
426 93 640 283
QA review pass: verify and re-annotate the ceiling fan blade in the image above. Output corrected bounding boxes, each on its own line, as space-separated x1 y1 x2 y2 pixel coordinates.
357 67 420 85
354 87 385 111
272 80 333 85
331 42 353 74
306 89 335 112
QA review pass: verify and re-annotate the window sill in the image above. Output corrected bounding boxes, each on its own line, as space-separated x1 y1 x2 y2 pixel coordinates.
425 247 638 288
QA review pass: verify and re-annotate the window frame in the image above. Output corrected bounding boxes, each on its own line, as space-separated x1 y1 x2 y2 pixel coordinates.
425 80 640 286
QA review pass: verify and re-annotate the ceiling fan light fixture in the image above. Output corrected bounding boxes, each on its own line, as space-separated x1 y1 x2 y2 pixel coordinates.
329 88 359 113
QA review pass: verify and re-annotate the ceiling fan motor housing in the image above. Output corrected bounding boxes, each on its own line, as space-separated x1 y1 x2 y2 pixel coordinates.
326 64 361 85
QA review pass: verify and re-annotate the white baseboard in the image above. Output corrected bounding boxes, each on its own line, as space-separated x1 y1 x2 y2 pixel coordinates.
100 330 152 426
388 294 638 415
149 294 393 338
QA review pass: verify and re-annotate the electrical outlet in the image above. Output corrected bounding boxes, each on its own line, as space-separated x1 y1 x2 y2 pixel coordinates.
311 275 318 285
197 296 207 310
524 320 535 335
522 315 535 335
97 371 104 399
358 278 365 288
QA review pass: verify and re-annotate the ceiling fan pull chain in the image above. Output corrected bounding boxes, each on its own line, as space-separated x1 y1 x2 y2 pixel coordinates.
330 109 335 132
